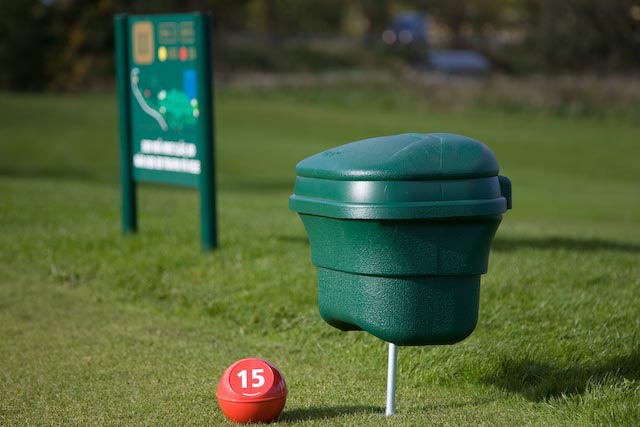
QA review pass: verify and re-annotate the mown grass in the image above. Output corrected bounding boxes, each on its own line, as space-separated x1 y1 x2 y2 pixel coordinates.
0 85 639 426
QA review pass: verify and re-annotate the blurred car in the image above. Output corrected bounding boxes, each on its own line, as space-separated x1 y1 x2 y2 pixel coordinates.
382 12 429 45
427 49 491 74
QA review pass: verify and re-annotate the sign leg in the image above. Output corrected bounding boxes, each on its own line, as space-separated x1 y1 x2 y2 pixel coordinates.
114 14 137 234
196 13 217 251
386 342 397 416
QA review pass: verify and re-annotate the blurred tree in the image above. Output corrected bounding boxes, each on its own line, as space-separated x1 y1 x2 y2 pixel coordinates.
0 0 638 91
0 0 51 90
46 0 122 90
265 0 345 35
342 2 370 39
206 0 253 32
360 0 392 37
522 0 640 71
404 0 513 47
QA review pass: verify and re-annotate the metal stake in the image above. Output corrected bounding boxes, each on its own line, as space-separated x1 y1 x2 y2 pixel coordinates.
386 342 398 416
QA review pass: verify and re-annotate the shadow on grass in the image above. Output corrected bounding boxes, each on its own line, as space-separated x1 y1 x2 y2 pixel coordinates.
271 235 640 254
416 397 496 412
492 236 640 253
0 166 97 182
483 352 640 401
278 405 383 423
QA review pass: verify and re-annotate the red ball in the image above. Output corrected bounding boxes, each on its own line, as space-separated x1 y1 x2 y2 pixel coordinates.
216 358 287 423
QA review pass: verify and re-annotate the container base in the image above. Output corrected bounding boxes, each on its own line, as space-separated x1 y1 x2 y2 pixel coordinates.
317 268 480 346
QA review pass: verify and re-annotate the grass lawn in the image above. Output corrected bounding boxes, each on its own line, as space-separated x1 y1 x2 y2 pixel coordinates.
1 85 639 426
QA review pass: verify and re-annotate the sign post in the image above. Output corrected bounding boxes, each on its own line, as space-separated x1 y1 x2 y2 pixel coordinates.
114 12 217 250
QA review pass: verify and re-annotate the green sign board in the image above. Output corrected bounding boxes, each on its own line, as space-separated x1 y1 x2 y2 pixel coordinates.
114 13 217 250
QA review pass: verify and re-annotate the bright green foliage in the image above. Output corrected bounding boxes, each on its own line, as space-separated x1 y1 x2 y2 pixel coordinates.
0 87 639 425
159 89 198 129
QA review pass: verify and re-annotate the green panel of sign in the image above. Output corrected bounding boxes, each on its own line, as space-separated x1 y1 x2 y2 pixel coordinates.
115 12 217 249
127 14 209 187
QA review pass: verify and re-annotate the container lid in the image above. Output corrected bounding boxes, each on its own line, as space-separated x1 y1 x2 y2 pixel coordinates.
290 133 511 220
295 133 499 181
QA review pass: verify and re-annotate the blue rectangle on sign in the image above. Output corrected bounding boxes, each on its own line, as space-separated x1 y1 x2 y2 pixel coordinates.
183 69 197 100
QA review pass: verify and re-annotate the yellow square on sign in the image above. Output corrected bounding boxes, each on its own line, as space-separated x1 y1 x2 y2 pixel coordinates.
133 21 154 64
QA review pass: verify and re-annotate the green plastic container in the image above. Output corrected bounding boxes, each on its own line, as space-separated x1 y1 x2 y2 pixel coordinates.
290 133 511 346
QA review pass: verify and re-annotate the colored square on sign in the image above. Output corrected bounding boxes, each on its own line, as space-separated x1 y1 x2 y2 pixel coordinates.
183 69 197 100
180 21 195 44
158 46 167 61
179 46 188 61
132 21 154 64
158 22 178 44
